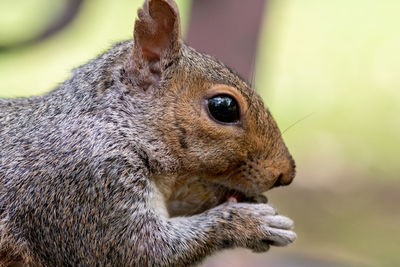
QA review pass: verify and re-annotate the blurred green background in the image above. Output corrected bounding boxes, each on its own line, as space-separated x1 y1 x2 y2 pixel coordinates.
0 0 399 266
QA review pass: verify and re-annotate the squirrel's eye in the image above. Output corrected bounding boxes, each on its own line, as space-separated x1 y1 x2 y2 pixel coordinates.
207 94 240 124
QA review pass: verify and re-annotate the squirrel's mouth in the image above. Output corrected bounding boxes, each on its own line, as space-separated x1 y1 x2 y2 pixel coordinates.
223 188 268 204
166 178 268 217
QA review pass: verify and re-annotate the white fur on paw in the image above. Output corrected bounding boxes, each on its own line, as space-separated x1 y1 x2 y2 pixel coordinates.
236 203 277 216
263 228 297 246
265 215 294 230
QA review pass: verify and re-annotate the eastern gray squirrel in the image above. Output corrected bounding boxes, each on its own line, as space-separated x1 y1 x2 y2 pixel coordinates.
0 0 296 266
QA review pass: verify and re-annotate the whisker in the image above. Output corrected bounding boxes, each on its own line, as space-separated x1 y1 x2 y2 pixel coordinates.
244 56 258 117
249 55 258 90
282 112 315 135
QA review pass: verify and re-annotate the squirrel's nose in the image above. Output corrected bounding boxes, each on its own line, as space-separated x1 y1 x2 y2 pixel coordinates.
272 155 296 188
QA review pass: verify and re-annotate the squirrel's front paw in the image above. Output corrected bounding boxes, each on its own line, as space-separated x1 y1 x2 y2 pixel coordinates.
215 203 296 252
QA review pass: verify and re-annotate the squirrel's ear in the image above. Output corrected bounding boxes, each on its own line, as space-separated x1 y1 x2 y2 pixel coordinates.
133 0 181 70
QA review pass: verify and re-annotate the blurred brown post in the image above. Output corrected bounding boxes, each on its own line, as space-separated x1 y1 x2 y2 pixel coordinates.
186 0 267 82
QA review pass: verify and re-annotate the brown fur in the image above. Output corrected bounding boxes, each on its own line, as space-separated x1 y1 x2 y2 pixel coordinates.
0 0 296 265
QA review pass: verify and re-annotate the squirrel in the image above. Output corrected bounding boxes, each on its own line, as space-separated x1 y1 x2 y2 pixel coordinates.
0 0 297 266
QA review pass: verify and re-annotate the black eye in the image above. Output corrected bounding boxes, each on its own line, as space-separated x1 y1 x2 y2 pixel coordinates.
207 94 240 124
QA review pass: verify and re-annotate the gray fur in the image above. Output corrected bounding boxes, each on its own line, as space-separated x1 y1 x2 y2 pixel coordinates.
0 2 296 265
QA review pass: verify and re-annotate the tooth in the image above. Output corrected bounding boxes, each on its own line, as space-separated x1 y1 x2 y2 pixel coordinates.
227 196 238 204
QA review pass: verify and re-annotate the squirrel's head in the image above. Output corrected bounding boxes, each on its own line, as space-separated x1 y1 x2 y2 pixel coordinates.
127 0 295 216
